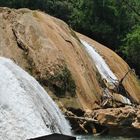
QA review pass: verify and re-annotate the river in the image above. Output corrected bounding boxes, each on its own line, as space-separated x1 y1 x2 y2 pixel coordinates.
76 135 139 140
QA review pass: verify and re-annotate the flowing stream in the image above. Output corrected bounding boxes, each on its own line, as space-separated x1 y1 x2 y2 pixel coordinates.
80 40 131 105
76 135 138 140
0 57 71 140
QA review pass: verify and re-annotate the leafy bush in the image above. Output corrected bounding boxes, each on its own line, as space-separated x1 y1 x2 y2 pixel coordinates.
40 66 76 97
122 26 140 76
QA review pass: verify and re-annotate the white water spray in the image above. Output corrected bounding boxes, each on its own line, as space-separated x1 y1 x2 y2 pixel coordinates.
81 40 131 105
0 57 71 140
81 40 118 83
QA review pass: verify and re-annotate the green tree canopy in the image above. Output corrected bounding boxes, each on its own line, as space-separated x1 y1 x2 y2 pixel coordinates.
122 26 140 76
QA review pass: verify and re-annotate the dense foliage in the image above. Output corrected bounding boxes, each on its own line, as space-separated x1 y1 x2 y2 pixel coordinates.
122 25 140 76
0 0 140 76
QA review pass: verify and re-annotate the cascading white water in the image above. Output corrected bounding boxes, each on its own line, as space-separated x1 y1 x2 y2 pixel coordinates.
81 40 118 83
0 57 71 140
80 40 131 105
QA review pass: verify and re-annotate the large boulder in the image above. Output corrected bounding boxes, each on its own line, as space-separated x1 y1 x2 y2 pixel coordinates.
0 7 102 110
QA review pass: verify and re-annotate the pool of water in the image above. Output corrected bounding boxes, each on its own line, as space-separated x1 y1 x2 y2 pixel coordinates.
76 135 139 140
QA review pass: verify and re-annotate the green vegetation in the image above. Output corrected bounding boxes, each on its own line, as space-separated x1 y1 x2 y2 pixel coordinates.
122 25 140 76
0 0 140 76
40 66 76 97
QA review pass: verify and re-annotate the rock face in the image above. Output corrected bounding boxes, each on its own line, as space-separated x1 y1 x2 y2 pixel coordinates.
1 7 140 136
86 106 140 137
0 7 102 110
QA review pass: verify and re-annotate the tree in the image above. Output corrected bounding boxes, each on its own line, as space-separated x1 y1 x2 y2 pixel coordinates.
122 25 140 76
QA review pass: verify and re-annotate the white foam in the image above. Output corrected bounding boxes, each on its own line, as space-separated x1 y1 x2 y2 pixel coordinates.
0 57 71 140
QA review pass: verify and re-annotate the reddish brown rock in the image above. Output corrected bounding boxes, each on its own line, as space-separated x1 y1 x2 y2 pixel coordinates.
83 106 140 136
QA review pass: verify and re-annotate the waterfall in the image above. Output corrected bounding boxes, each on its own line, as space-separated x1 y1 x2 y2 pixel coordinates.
80 40 131 105
81 40 118 84
0 57 71 140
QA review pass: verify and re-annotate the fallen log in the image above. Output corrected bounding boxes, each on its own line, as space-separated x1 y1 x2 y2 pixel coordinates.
66 116 98 123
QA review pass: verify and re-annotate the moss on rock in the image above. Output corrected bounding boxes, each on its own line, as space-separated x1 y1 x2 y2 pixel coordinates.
39 65 76 97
